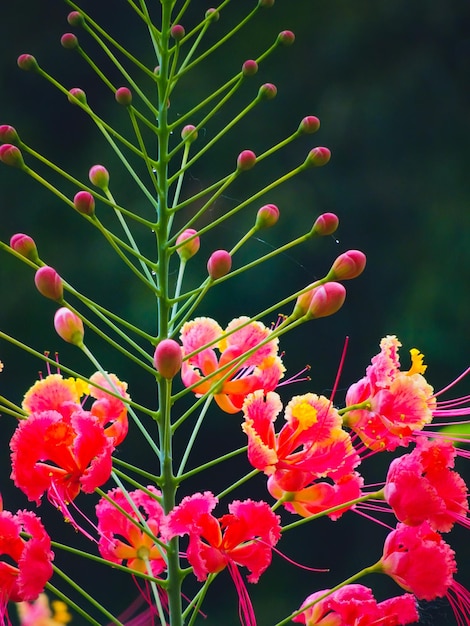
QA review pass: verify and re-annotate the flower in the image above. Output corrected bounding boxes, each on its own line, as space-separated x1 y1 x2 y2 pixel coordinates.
292 584 419 625
10 409 114 510
22 372 129 445
345 335 436 451
242 390 362 518
385 438 468 532
0 504 53 614
96 487 167 576
379 521 457 601
180 316 284 413
162 492 281 583
16 593 72 626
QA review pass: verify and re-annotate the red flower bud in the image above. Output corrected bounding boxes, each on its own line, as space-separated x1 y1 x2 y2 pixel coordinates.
54 307 84 346
61 33 78 49
305 147 331 167
153 339 183 379
298 116 320 134
89 165 109 190
73 191 95 216
17 54 38 72
181 125 197 142
277 30 295 46
0 144 25 169
68 88 87 105
207 250 232 280
258 83 277 100
237 150 257 171
115 87 132 106
242 60 258 77
34 266 63 301
170 25 185 41
255 204 279 229
305 282 346 320
312 212 339 236
10 233 39 263
0 125 19 145
329 250 366 280
176 229 200 261
67 11 85 27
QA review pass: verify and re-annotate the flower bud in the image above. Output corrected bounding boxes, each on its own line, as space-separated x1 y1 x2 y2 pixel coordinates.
0 144 25 169
304 282 346 320
237 150 256 171
242 60 258 77
205 8 220 21
170 25 185 41
258 83 277 100
17 54 38 71
312 212 339 236
304 147 331 168
255 204 279 229
328 250 366 280
277 30 295 46
298 116 320 134
176 229 200 261
54 307 84 346
10 233 39 263
259 0 275 7
89 165 109 190
67 11 85 27
181 125 197 142
73 190 95 216
68 88 87 105
0 125 19 145
153 339 183 379
115 87 132 106
61 33 78 49
35 266 63 301
207 250 232 280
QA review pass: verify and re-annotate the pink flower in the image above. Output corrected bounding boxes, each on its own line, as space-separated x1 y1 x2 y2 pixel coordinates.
96 487 166 576
163 492 281 583
180 316 284 413
345 336 436 451
380 521 457 601
10 409 114 509
0 505 53 613
292 584 419 625
385 438 468 532
88 371 129 445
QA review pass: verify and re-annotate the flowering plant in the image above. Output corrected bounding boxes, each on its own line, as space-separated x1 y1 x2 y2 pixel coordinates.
0 2 469 626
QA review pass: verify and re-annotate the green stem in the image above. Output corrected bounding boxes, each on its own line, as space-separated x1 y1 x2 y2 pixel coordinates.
177 396 213 476
51 565 125 626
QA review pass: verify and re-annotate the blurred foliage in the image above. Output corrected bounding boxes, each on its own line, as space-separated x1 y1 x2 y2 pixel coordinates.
1 1 469 624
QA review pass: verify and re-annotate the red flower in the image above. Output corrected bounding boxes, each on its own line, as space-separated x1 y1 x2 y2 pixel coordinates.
0 504 53 613
380 521 456 601
345 336 436 451
162 492 281 583
292 584 419 625
242 391 362 519
22 371 129 445
180 316 284 413
10 409 114 509
96 487 167 576
385 438 468 532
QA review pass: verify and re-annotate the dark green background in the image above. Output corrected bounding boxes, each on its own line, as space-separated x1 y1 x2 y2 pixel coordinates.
0 1 469 624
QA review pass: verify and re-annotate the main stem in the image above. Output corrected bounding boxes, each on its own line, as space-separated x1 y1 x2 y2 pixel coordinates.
156 3 183 625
